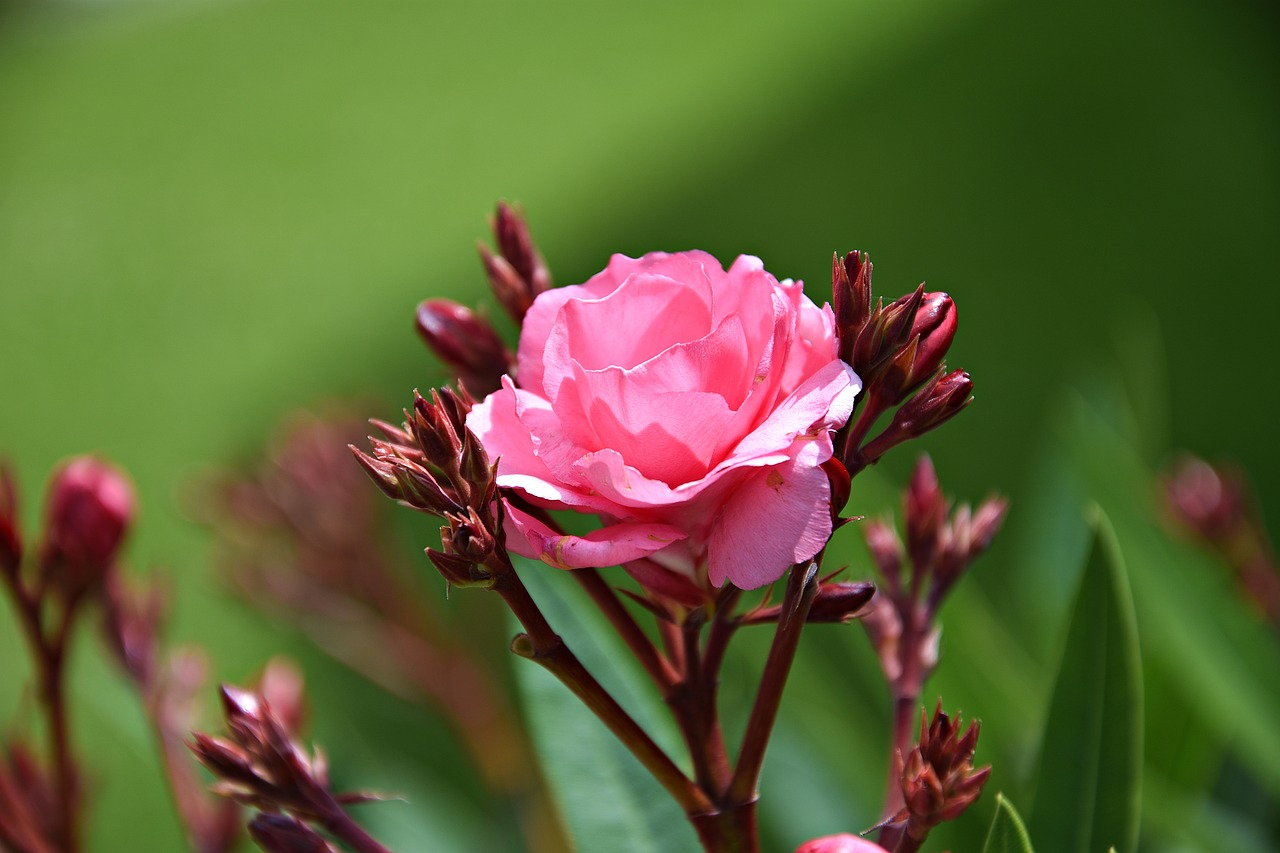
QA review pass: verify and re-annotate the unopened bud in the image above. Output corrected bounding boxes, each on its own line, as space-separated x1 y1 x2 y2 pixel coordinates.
1 464 21 574
249 813 338 853
833 251 873 365
806 581 877 623
862 519 904 589
1162 455 1243 541
905 455 945 571
426 547 493 588
898 703 990 835
39 456 134 602
822 456 852 521
906 293 956 392
482 202 551 323
410 391 461 465
257 657 307 736
415 299 511 397
886 370 973 441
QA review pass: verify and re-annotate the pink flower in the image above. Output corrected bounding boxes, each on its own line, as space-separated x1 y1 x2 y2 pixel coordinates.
467 251 859 590
794 833 884 853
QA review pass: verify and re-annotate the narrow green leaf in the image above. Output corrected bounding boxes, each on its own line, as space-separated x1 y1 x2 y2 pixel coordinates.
509 558 695 853
1060 395 1280 801
982 793 1036 853
1029 509 1142 853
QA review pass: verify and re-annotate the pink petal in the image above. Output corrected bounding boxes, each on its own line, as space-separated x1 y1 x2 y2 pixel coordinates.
794 834 885 853
707 455 832 589
503 501 686 569
719 359 859 471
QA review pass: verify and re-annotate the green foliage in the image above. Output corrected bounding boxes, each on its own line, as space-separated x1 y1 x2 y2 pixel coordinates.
983 794 1036 853
1029 510 1142 853
511 558 695 853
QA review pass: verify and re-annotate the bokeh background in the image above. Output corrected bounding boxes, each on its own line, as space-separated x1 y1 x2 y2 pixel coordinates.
2 0 1278 849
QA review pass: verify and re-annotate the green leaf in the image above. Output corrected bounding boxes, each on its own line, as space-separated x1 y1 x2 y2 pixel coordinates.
1029 509 1142 853
982 793 1036 853
1059 395 1280 802
509 558 695 853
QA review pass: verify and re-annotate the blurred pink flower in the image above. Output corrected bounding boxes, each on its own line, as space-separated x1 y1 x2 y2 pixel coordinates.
468 251 858 589
795 832 884 853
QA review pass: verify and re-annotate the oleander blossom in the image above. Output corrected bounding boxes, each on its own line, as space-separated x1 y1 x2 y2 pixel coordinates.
467 251 860 590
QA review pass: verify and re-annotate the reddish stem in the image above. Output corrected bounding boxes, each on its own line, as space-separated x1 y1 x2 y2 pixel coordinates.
728 562 820 806
489 553 712 819
572 568 679 690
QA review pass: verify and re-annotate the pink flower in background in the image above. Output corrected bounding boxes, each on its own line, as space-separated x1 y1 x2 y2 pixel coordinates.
794 833 884 853
467 251 858 590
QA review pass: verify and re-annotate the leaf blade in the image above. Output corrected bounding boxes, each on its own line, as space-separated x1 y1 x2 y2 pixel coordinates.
1029 509 1142 853
982 793 1036 853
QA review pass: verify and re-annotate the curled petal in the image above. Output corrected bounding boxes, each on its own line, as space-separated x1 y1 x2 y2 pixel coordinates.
503 501 686 570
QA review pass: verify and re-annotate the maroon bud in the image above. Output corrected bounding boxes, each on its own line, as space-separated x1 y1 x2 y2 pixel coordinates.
410 391 461 465
821 456 852 521
967 496 1009 560
249 813 338 853
806 581 877 623
415 299 511 398
833 251 873 365
493 202 551 297
39 456 134 602
482 202 551 324
885 370 973 441
349 446 405 502
906 293 956 392
897 703 989 840
904 456 945 571
0 464 21 575
862 519 905 592
880 286 925 355
427 546 494 589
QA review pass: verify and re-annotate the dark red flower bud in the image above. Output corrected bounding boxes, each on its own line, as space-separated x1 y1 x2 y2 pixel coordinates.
862 519 904 590
886 370 973 441
904 455 945 571
427 546 495 589
806 581 877 623
482 202 551 324
906 293 956 392
880 287 925 355
897 702 990 840
851 286 925 390
493 202 551 296
0 464 21 575
822 456 852 521
415 299 511 397
39 456 134 602
249 813 338 853
833 251 873 365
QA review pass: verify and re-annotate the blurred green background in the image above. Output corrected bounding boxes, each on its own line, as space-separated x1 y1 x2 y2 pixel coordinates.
2 0 1278 849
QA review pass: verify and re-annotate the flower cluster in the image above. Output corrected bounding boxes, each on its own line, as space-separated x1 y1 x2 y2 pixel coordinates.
373 203 997 853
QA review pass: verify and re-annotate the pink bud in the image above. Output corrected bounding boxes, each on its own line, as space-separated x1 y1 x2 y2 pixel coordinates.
40 456 134 600
795 833 885 853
